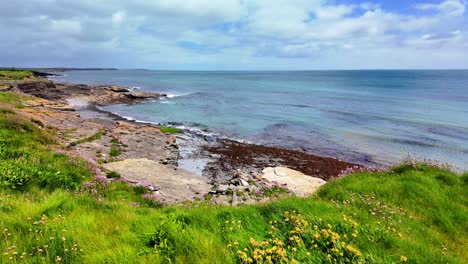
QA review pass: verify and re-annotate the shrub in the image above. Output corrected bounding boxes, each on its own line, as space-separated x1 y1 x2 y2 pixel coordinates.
109 147 122 157
0 161 32 190
106 171 121 179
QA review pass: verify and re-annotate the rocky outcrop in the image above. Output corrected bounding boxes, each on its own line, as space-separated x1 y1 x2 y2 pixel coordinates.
127 92 162 99
11 79 166 106
103 158 211 203
106 86 129 93
261 167 326 196
16 80 64 99
52 83 166 105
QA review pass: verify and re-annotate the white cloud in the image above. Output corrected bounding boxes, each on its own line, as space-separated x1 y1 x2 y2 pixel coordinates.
112 11 126 25
315 5 355 20
0 0 466 69
415 0 466 16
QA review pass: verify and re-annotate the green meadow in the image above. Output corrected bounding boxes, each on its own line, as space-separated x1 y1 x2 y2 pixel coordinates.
0 71 34 81
0 91 466 263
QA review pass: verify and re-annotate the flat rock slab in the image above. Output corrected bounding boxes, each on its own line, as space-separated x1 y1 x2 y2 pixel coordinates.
261 167 327 196
104 158 211 203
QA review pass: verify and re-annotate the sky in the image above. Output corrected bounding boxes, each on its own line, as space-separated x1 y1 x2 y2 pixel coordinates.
0 0 467 70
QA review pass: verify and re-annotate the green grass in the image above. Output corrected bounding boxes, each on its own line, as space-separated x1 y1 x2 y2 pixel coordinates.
0 96 466 263
68 130 106 148
0 70 34 80
0 92 32 108
159 126 183 134
0 110 92 192
109 147 122 157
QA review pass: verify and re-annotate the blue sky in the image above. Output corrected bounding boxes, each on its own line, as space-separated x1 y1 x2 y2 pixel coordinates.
0 0 467 70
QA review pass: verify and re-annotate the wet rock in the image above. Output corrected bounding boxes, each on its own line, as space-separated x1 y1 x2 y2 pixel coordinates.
127 92 164 99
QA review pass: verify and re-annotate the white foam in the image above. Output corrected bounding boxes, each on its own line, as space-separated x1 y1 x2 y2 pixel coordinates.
66 98 88 108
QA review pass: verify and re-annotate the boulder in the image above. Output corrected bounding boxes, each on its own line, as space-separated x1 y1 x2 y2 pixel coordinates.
217 184 230 193
261 167 326 196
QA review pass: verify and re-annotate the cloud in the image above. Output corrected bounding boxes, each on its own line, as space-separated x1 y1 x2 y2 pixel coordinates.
315 5 355 20
415 0 466 16
0 0 466 69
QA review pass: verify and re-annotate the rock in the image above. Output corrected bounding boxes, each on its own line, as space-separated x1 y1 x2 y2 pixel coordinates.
103 158 211 203
240 178 250 187
108 86 129 93
127 92 163 99
232 194 240 206
217 184 229 193
261 167 327 196
17 80 62 99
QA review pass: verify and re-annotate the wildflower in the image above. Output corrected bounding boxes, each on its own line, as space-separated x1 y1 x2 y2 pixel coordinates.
56 256 62 262
50 237 55 241
400 256 407 262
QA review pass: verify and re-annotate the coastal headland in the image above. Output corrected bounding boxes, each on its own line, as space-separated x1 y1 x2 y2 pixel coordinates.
1 71 361 204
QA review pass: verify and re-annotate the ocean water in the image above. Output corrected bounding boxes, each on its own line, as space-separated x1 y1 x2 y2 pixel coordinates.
53 70 468 169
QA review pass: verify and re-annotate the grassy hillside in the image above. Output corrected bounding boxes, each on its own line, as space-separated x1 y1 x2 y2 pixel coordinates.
0 70 34 81
0 92 467 263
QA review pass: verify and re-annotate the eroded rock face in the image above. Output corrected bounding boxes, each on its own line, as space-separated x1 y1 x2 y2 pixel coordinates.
14 79 166 106
261 167 327 196
16 80 63 99
104 158 211 203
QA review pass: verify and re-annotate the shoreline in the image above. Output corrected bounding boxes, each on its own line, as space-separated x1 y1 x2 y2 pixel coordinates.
5 76 371 204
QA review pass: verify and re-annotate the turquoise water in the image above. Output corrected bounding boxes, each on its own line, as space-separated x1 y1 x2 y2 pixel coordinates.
54 70 468 169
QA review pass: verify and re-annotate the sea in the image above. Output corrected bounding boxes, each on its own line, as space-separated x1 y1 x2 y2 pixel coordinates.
52 70 468 170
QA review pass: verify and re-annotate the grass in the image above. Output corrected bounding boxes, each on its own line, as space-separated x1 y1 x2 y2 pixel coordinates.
0 70 34 81
0 92 32 108
68 130 106 147
0 94 466 263
159 125 183 134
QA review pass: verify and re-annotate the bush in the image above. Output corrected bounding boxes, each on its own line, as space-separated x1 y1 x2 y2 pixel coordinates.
106 171 121 179
110 147 122 157
0 161 32 190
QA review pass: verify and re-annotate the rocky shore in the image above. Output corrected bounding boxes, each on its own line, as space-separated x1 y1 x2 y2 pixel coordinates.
3 76 364 205
3 78 166 106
